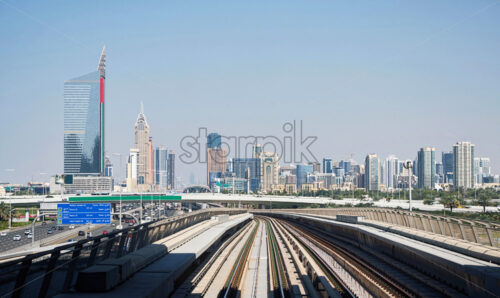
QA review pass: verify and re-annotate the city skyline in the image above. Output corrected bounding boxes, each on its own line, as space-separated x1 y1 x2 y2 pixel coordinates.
1 1 500 184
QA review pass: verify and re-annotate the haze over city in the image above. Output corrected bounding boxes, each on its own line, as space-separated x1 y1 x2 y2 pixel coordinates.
1 0 499 185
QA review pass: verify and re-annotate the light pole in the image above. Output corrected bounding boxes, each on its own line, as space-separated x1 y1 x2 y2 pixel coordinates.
5 169 15 229
403 161 413 212
39 172 48 196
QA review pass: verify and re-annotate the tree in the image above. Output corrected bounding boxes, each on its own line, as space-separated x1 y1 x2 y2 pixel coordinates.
475 193 491 213
440 193 460 212
0 202 10 221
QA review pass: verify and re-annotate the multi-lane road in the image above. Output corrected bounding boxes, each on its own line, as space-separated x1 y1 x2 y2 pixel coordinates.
0 202 181 254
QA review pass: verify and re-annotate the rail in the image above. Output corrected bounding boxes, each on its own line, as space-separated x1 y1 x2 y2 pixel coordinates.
262 208 500 247
0 208 246 298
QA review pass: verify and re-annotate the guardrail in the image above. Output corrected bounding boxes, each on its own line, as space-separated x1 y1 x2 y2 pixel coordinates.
263 208 500 248
0 208 246 298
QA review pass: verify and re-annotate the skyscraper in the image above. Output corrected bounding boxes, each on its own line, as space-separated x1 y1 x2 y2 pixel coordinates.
134 104 150 186
167 151 175 190
126 148 139 192
296 164 314 190
64 47 106 175
207 133 222 149
365 154 380 191
474 157 491 185
385 155 399 189
322 158 332 173
453 141 475 189
104 157 113 177
442 151 454 183
260 151 279 192
207 148 227 186
417 147 436 189
155 146 168 190
233 158 261 192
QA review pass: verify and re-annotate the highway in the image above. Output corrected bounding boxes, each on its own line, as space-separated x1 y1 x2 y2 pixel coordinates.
0 203 179 254
0 221 81 253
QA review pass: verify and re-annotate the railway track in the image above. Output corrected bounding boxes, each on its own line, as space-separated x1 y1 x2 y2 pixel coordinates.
175 214 470 298
274 216 467 298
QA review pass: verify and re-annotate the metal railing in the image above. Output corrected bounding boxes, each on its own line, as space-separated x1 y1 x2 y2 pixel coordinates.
263 208 500 248
0 208 246 298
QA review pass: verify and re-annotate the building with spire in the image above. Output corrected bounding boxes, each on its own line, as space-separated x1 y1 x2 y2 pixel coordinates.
134 103 151 190
64 47 106 175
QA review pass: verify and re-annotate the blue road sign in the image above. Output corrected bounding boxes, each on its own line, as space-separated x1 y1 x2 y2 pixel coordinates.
57 203 111 225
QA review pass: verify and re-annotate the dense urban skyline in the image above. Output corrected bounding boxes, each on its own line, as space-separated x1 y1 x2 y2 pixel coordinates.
1 1 500 185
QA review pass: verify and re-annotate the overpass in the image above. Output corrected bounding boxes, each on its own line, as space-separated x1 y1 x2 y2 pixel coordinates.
0 193 336 206
1 207 499 297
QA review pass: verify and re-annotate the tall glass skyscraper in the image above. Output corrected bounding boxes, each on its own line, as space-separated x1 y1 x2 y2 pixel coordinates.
365 154 379 191
232 158 261 191
417 147 435 189
296 164 314 189
64 47 106 175
155 146 168 190
322 158 332 173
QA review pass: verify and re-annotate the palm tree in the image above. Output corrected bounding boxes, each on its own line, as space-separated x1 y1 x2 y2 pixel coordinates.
440 193 459 213
0 202 10 221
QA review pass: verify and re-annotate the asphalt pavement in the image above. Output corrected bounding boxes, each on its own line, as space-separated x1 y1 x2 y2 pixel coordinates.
0 204 179 254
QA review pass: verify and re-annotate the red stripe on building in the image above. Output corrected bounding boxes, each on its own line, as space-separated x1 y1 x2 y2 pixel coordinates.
100 77 104 103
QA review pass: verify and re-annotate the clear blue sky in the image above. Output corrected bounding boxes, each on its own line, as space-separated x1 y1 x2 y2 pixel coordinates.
1 0 499 184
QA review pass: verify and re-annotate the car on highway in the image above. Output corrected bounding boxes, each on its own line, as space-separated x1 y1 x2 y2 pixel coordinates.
58 226 64 231
27 233 32 239
86 232 92 238
47 229 53 234
1 232 7 237
102 230 108 235
67 239 75 243
13 235 21 241
42 222 47 226
78 231 85 236
69 225 75 229
51 226 57 231
24 229 31 235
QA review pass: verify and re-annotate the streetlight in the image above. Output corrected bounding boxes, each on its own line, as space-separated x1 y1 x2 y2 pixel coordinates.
39 172 48 196
5 169 15 229
403 161 413 212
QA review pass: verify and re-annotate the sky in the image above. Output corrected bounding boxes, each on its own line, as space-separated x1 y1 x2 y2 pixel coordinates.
1 0 499 185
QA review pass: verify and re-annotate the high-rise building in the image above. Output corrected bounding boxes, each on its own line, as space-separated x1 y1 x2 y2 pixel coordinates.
436 162 444 183
308 162 321 173
253 144 279 192
64 47 106 175
148 137 154 185
134 104 150 186
126 148 139 192
207 133 222 149
417 147 436 189
167 151 175 190
155 146 168 190
104 157 113 177
442 151 454 183
453 141 475 189
260 151 279 192
233 158 261 192
474 157 491 185
296 164 314 189
386 155 399 189
322 158 332 173
207 148 227 186
365 154 380 191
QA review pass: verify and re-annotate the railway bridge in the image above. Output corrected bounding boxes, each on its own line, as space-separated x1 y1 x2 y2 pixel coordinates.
1 207 499 297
